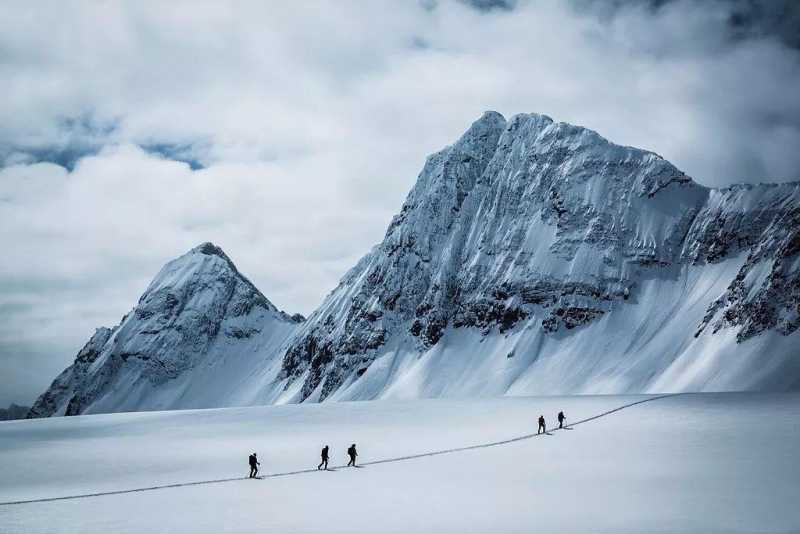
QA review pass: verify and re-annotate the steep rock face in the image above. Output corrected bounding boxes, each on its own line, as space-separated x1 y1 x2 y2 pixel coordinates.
690 185 800 341
28 243 302 417
281 112 508 399
279 112 800 401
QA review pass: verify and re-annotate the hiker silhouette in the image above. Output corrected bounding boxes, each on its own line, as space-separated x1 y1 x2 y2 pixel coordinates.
558 411 566 429
537 415 546 434
248 452 260 478
318 445 330 470
347 444 358 467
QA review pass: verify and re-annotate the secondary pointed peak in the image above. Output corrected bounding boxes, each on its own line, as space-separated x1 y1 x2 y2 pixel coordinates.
190 241 229 258
465 110 507 135
477 110 506 123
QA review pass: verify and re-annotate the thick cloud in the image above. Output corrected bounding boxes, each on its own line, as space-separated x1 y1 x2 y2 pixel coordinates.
1 0 798 405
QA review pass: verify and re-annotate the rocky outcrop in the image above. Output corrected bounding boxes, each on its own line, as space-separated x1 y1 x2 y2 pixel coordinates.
0 403 30 421
692 186 800 341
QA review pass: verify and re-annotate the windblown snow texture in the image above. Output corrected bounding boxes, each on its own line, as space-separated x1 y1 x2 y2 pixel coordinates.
30 112 800 416
28 243 302 417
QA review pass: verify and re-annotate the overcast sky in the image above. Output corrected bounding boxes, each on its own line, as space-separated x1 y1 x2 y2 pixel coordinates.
1 0 798 407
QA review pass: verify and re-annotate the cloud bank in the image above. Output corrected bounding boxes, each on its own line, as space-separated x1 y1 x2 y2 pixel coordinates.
1 0 799 405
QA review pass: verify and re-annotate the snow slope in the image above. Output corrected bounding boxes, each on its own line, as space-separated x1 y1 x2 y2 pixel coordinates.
2 393 799 533
28 243 303 417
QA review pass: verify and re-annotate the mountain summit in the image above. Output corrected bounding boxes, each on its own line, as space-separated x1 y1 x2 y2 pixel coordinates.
28 243 302 417
279 112 800 401
30 112 800 416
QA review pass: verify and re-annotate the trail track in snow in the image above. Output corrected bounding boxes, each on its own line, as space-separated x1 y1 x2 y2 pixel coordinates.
0 394 682 506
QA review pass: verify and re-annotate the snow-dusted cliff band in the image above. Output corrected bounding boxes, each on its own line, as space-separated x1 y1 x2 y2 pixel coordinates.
31 112 800 416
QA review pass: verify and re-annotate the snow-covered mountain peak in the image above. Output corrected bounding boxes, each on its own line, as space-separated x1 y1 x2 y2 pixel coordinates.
139 241 281 319
192 241 228 257
280 111 799 401
28 244 301 417
502 112 698 195
29 112 800 416
461 110 507 140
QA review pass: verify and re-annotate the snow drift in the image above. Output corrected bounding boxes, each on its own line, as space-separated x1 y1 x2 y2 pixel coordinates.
30 112 800 416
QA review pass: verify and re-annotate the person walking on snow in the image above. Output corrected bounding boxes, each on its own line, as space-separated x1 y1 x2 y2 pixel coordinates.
558 411 566 429
318 445 330 470
347 444 358 467
538 415 546 434
248 452 260 478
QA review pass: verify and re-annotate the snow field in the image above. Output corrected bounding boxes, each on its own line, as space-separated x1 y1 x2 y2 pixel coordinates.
2 393 799 533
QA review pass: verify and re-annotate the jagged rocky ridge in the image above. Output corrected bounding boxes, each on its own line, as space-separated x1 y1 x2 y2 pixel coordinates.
31 112 800 416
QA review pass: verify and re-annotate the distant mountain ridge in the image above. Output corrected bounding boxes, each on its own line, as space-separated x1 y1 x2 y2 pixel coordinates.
0 403 30 421
30 111 800 416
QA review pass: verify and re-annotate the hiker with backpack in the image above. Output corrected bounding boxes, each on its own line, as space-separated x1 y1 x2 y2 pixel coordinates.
558 411 566 429
318 445 330 470
347 444 358 467
537 415 546 434
248 452 260 478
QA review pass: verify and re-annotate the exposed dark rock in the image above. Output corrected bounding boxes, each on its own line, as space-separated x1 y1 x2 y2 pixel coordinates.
0 403 30 421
